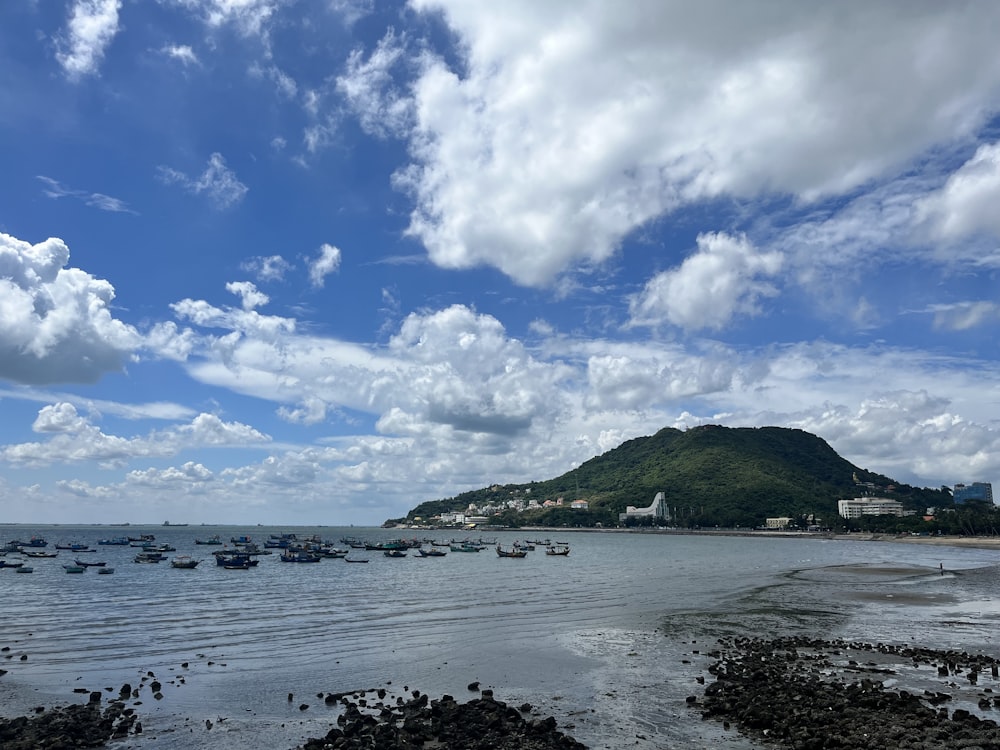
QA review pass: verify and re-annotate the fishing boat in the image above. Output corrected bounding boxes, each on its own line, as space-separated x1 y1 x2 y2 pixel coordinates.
213 551 259 567
416 547 447 557
496 545 528 558
22 550 57 558
63 564 86 573
383 549 407 558
195 535 223 545
56 543 92 551
97 567 114 574
15 566 33 573
344 557 369 563
134 551 165 563
545 545 570 556
98 537 129 545
450 543 484 552
0 560 24 569
170 556 200 569
222 559 253 570
280 550 322 562
74 559 107 567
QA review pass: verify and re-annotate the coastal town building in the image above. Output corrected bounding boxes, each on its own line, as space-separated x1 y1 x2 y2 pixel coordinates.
618 491 670 523
765 517 792 529
570 500 589 510
837 497 904 519
953 482 994 505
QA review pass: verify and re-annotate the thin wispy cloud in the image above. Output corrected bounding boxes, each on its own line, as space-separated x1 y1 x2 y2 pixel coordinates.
37 176 136 214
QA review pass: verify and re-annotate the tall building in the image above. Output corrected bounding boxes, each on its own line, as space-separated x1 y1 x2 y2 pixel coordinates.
953 482 994 505
837 497 904 519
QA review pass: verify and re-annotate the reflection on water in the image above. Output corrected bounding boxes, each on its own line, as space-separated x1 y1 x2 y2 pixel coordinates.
3 525 1000 748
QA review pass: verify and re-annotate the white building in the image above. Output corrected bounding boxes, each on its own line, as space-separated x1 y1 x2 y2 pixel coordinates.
837 497 904 519
619 492 670 523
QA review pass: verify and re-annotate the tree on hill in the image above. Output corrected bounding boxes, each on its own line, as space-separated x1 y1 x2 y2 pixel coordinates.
391 425 952 529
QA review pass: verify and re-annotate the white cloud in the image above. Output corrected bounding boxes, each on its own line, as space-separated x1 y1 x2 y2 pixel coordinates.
629 232 783 331
170 0 280 38
162 44 200 66
0 232 142 384
157 152 248 209
241 254 292 282
37 176 135 214
126 462 215 488
328 0 373 27
917 141 1000 241
927 301 1000 332
226 280 270 310
56 0 122 80
250 63 298 99
308 243 342 288
336 29 413 138
33 403 89 434
392 1 1000 286
1 406 269 468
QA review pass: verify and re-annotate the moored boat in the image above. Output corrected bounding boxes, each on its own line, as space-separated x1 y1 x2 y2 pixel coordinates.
545 545 570 556
195 535 223 545
170 556 200 569
74 559 107 567
63 564 86 573
134 551 165 563
383 549 407 558
496 545 528 558
416 547 447 557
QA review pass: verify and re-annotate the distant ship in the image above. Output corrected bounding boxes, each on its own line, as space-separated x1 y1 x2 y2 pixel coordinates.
163 521 189 527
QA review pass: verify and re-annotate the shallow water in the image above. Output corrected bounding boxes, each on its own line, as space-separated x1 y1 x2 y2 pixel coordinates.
2 525 1000 748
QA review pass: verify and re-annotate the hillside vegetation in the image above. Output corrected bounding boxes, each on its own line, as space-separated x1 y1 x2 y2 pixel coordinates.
394 425 951 528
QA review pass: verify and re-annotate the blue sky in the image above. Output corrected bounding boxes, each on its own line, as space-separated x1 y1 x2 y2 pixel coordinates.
2 1 1000 526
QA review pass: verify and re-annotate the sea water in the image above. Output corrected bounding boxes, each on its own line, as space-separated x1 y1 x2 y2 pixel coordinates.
2 525 1000 749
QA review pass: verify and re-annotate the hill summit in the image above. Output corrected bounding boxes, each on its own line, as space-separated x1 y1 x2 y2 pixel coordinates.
394 425 949 528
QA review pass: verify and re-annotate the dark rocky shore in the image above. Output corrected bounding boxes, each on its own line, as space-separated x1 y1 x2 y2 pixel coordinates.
297 688 586 750
695 636 1000 749
0 689 140 749
9 637 1000 748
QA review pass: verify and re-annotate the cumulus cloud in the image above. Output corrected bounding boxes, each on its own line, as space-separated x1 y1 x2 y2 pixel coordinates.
0 232 142 384
56 0 122 80
0 404 269 467
126 462 215 487
629 232 783 331
308 243 342 288
387 1 1000 286
157 152 248 209
226 280 270 310
917 141 1000 241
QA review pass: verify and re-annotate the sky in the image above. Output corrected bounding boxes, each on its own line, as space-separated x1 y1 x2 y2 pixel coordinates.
2 1 1000 526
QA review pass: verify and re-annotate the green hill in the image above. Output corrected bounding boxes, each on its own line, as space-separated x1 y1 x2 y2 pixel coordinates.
393 425 950 528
